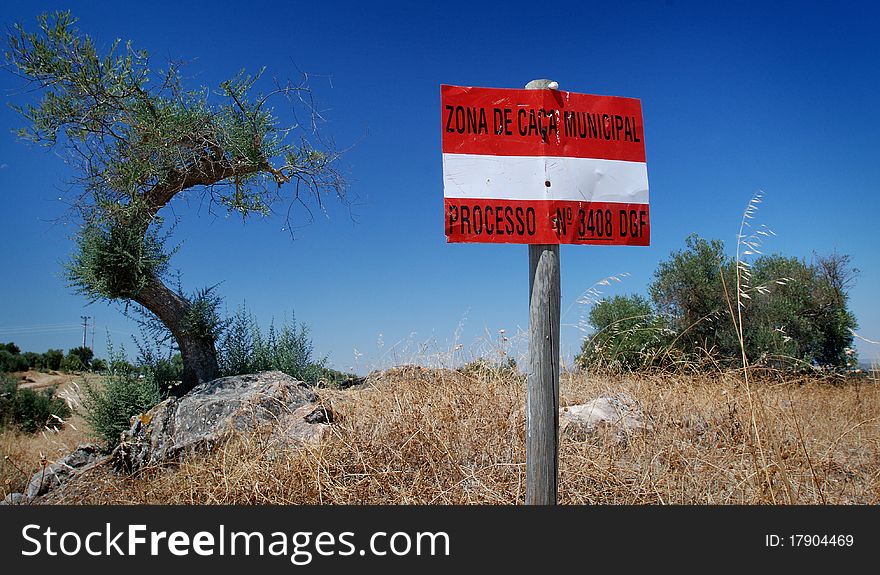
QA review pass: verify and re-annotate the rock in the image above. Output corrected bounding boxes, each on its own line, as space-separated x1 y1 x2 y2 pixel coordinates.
337 376 367 390
560 393 650 442
115 371 328 471
1 493 30 505
25 443 102 498
268 404 334 449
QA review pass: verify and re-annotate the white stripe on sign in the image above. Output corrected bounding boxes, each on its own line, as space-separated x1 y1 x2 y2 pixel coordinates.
442 153 649 204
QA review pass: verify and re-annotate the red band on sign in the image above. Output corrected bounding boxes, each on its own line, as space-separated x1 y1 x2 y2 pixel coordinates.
444 198 650 246
441 85 646 163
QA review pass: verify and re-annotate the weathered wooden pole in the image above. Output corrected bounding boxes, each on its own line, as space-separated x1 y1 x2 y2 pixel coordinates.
525 78 561 505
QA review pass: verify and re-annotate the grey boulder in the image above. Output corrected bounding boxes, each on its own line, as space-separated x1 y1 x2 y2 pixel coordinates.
25 443 103 498
115 371 329 471
560 393 650 441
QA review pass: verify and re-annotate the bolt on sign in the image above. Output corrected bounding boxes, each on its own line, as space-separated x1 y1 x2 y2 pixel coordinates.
441 85 649 245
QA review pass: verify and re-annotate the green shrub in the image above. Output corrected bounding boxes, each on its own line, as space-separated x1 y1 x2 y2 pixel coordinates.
579 235 859 372
67 346 94 370
60 353 85 373
1 342 21 354
577 295 672 372
42 349 64 371
218 306 355 385
22 351 42 369
0 375 71 433
0 349 29 372
80 369 161 448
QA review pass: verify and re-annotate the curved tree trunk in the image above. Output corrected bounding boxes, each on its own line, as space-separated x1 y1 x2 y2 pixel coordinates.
133 274 219 397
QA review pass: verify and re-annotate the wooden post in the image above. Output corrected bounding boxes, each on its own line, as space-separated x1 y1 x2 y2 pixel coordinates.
525 79 561 505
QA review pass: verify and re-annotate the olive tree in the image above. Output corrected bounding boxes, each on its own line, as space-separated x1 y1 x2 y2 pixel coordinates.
6 12 345 395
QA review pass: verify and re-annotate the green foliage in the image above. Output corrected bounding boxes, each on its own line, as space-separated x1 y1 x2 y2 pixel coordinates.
1 342 21 355
181 287 225 343
67 346 94 369
22 351 42 369
65 220 172 302
0 342 28 372
42 349 64 370
90 358 108 372
740 254 858 368
218 306 353 385
219 306 259 377
577 295 671 372
80 345 161 448
60 353 85 373
134 334 183 394
0 375 71 434
649 234 739 358
580 235 859 372
0 349 29 373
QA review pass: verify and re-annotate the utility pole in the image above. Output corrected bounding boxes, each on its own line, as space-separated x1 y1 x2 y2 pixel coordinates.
81 315 90 349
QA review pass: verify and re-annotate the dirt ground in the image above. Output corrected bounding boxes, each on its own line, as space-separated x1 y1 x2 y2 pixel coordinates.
13 369 77 391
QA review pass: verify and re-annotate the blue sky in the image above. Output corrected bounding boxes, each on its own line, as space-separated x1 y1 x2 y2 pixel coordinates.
1 0 878 373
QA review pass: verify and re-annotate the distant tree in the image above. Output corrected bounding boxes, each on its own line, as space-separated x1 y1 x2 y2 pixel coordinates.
577 294 670 371
90 357 108 372
60 353 84 372
67 346 94 369
0 350 29 372
6 12 346 396
22 351 42 369
649 234 739 359
1 342 21 355
741 254 858 368
42 348 64 371
644 235 859 370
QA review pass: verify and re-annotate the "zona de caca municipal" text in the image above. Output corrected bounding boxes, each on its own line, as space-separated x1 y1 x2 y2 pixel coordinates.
444 105 641 143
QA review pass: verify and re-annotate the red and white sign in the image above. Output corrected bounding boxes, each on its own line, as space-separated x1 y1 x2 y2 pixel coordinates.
442 84 650 245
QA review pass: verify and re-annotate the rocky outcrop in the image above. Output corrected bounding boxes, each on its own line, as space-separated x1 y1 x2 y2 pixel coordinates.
2 492 30 505
0 443 106 503
560 393 650 441
114 371 330 471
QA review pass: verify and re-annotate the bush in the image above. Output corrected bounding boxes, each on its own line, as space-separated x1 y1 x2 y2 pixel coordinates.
581 235 860 372
42 349 64 371
133 329 183 394
22 351 42 369
1 342 21 355
577 295 671 372
649 234 739 360
218 306 354 385
0 349 29 372
80 370 161 448
67 346 94 370
0 375 71 433
60 353 85 373
79 342 162 448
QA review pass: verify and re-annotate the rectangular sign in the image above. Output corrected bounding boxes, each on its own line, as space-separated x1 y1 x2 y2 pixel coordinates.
441 84 650 245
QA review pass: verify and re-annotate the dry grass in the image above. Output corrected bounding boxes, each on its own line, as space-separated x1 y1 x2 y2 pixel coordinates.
24 364 880 505
1 413 91 496
1 372 93 497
